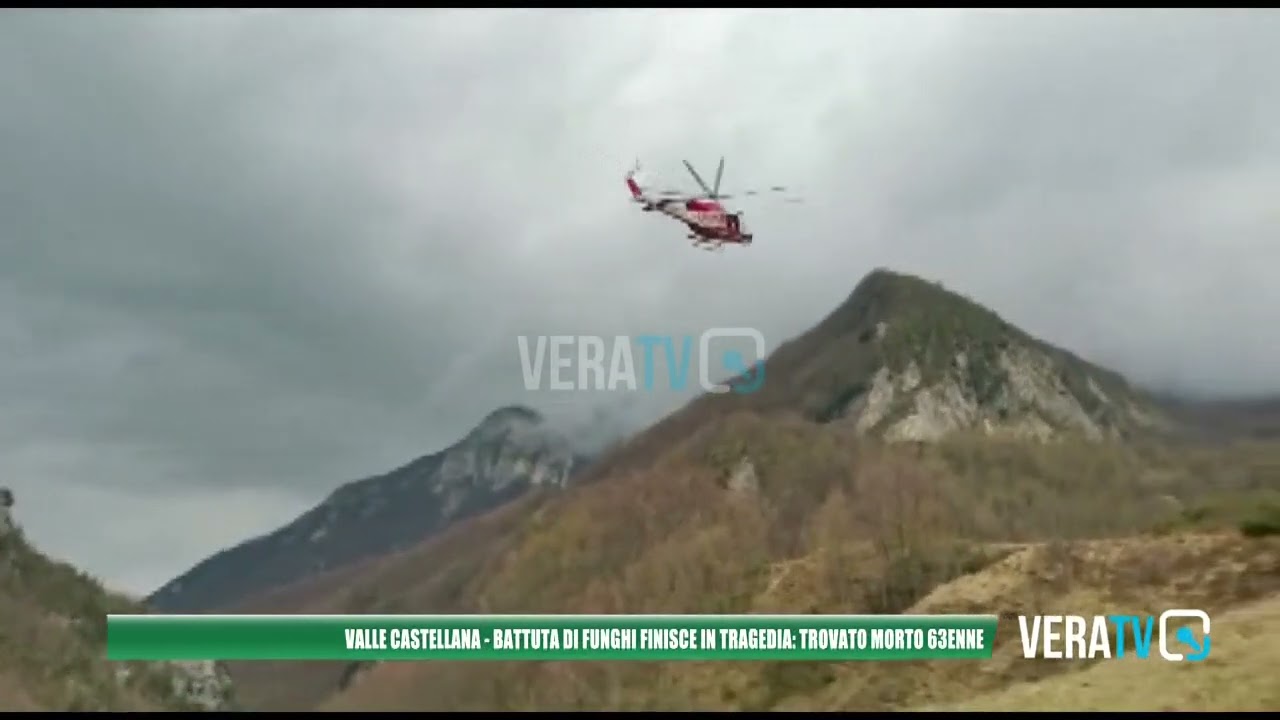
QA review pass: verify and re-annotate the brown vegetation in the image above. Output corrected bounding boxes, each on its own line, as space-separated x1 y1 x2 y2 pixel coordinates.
195 270 1280 710
227 409 1280 711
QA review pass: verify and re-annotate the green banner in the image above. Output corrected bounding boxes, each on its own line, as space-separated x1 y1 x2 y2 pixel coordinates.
106 613 997 662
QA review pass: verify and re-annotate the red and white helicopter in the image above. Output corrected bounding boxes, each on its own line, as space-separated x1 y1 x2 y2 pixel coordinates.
625 156 797 251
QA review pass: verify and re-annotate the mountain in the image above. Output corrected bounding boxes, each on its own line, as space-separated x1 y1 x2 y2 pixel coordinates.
148 406 589 613
746 268 1167 440
219 268 1280 711
0 490 235 711
577 268 1169 487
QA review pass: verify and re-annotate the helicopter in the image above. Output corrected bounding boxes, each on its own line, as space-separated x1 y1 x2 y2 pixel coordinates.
624 156 796 251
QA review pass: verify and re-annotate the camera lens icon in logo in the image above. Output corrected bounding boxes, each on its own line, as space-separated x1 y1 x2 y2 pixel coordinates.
699 328 766 395
1159 610 1210 662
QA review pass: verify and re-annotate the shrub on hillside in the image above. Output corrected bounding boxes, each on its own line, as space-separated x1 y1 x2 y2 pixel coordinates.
1239 504 1280 537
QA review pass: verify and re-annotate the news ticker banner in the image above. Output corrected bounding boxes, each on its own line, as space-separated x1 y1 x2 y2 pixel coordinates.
106 614 997 662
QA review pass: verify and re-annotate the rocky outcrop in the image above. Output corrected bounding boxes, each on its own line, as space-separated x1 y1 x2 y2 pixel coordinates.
166 661 236 711
113 661 236 711
727 458 759 494
147 406 590 612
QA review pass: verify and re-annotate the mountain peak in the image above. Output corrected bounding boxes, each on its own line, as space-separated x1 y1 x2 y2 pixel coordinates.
146 403 585 613
844 271 1163 440
480 405 544 426
755 268 1167 442
824 268 1001 338
463 405 569 455
470 405 545 437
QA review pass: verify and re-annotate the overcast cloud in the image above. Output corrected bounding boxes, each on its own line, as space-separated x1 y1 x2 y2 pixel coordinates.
2 9 1278 594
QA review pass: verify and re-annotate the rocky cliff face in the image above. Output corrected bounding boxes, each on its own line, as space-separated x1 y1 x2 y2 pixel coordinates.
147 406 589 612
843 345 1165 442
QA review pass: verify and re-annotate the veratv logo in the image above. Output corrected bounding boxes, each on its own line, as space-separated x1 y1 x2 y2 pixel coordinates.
517 330 766 395
1017 610 1210 662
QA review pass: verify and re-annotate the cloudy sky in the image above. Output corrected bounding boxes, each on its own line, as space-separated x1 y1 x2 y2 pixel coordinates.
2 9 1278 594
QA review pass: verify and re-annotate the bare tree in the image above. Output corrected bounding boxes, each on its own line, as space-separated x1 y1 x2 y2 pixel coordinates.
850 451 953 613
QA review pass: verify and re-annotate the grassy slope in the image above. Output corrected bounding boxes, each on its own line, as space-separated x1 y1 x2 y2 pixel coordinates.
0 527 225 711
793 532 1280 711
935 594 1280 711
227 411 1280 711
942 591 1280 707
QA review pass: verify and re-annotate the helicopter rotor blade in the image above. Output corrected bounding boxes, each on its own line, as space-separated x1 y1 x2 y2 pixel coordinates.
712 156 725 198
683 160 715 198
731 186 788 198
